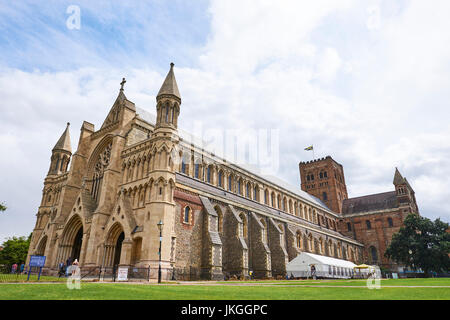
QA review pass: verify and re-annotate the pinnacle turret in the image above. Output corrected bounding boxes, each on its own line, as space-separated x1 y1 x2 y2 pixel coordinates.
52 122 72 154
157 63 181 102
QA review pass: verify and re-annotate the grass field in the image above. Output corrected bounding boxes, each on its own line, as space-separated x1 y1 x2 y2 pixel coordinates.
0 278 449 300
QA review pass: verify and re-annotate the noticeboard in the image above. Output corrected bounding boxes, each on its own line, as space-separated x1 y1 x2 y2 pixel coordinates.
29 255 46 267
117 267 128 281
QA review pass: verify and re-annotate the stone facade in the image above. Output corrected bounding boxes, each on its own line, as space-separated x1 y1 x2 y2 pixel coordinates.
26 64 364 280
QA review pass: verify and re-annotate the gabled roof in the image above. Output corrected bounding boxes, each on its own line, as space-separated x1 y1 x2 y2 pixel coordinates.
53 123 71 153
342 191 398 215
157 63 181 100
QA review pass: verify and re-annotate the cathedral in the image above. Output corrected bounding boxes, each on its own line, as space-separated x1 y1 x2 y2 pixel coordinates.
26 63 417 280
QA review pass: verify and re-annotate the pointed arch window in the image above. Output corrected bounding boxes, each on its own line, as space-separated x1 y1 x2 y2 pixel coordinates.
228 175 232 191
184 206 191 223
194 163 200 179
388 217 393 227
181 159 186 174
218 171 223 188
91 142 112 202
207 166 211 183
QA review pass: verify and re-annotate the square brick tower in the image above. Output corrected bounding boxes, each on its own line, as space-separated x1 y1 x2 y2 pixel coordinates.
299 156 348 213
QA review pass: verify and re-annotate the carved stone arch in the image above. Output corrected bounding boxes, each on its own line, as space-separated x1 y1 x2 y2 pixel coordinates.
57 214 84 265
36 235 48 256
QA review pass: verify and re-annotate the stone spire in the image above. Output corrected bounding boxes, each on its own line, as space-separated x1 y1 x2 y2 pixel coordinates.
393 167 405 185
157 63 181 102
52 122 72 153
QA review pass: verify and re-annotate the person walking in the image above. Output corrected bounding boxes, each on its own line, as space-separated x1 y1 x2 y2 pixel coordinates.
11 263 17 274
19 263 25 274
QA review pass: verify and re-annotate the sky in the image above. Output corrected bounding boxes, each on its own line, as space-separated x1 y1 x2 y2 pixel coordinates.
1 0 450 241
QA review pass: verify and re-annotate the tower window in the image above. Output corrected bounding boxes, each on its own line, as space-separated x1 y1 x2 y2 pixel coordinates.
207 166 211 183
322 192 328 201
388 217 393 227
347 222 352 232
228 175 232 191
165 105 169 122
366 220 371 229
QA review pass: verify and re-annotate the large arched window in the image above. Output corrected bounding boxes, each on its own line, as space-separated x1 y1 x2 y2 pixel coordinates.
90 141 112 202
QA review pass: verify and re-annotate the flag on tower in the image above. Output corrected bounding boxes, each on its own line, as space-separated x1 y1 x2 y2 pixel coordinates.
304 145 313 151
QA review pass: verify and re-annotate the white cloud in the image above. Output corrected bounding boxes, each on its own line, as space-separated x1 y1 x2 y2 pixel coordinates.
1 0 450 241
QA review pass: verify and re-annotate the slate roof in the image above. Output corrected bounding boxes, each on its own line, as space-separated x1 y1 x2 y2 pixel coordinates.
342 191 398 215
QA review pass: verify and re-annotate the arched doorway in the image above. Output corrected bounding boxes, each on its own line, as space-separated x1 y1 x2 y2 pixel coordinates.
113 232 125 266
57 215 83 265
71 228 83 261
104 223 125 267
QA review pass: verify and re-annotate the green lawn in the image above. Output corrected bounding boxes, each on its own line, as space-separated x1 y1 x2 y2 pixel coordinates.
0 278 449 300
220 278 450 286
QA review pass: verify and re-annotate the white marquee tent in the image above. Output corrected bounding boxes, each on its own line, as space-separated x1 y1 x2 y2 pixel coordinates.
286 252 357 279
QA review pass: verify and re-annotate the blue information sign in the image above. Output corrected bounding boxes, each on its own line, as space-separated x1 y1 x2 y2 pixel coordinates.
27 255 46 281
29 255 46 267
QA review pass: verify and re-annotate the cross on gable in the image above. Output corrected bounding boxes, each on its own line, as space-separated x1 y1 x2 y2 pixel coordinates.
120 78 126 91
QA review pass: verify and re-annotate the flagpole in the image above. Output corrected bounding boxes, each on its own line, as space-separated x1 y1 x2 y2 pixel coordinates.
312 145 315 160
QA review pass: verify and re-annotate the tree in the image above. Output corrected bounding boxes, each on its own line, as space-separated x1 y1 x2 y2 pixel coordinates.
385 213 450 276
0 202 6 212
0 235 31 267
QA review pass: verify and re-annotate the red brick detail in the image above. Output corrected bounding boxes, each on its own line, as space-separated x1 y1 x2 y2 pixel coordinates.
174 188 203 230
